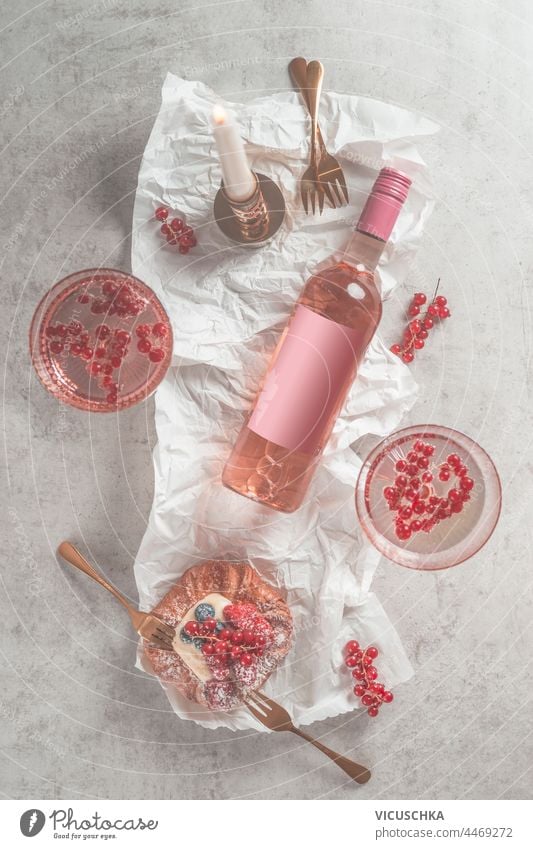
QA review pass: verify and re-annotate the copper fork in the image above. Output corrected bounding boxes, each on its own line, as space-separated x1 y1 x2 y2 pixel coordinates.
299 59 326 215
290 56 349 209
57 541 176 651
245 691 371 784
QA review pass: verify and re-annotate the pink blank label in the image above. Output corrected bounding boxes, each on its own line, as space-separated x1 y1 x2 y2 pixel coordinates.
248 305 361 454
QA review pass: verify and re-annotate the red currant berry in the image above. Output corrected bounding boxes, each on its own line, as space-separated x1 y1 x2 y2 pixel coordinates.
170 217 184 232
382 691 394 703
421 471 433 483
413 501 426 515
407 451 418 462
414 338 424 349
110 356 122 368
239 652 253 667
345 640 360 654
352 667 366 680
152 322 168 338
345 655 358 668
136 324 151 338
460 476 474 491
439 469 450 482
202 642 216 656
230 646 243 662
354 685 366 697
395 460 407 472
161 223 171 236
404 488 416 501
368 706 379 717
395 475 408 488
184 620 199 636
89 362 101 376
71 343 82 356
408 303 420 317
423 444 435 456
366 666 378 681
435 295 447 307
423 317 434 330
417 456 429 469
231 630 245 645
361 694 373 707
115 330 130 345
390 343 402 356
413 292 427 306
399 506 412 520
409 320 422 334
410 519 423 532
451 501 463 513
77 294 90 304
50 340 64 354
155 206 169 221
406 464 418 477
428 304 439 317
439 306 451 319
366 646 378 660
383 486 397 500
456 464 468 477
137 339 151 354
81 347 94 361
417 328 428 340
149 348 165 363
402 350 414 363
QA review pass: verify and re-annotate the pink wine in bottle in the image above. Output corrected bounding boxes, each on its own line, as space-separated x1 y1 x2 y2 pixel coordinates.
222 167 412 512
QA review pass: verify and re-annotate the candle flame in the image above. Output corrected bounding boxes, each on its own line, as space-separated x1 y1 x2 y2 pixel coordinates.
213 104 227 126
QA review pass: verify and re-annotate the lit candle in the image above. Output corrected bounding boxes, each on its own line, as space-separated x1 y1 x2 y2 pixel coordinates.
212 105 256 202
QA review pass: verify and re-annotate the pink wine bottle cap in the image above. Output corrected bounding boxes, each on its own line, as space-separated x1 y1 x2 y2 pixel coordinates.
356 167 412 242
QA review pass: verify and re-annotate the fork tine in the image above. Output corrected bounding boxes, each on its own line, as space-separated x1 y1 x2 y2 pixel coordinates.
310 186 316 215
337 174 349 204
146 634 174 650
244 698 268 721
154 620 175 639
248 691 271 711
318 185 324 214
330 180 344 206
301 184 309 214
322 181 336 209
155 627 174 644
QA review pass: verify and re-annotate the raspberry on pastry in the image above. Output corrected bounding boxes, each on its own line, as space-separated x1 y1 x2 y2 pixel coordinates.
144 560 292 712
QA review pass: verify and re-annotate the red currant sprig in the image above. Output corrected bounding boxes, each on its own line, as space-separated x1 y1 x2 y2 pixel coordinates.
384 441 474 541
390 285 451 364
155 206 197 254
344 641 393 717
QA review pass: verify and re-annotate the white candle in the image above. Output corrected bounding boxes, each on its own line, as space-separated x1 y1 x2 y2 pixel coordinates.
212 105 256 202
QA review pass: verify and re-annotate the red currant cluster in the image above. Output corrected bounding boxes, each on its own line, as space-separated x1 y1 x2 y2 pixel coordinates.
77 277 145 318
383 440 475 541
391 291 450 364
135 322 168 363
155 207 197 254
344 640 393 718
181 602 273 682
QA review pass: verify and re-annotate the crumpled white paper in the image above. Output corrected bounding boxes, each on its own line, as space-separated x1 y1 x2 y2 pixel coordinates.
131 74 439 730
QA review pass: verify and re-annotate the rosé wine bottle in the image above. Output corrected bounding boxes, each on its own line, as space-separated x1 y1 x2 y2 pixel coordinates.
222 168 412 512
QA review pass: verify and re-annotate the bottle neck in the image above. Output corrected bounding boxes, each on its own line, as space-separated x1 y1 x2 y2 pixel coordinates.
343 228 386 271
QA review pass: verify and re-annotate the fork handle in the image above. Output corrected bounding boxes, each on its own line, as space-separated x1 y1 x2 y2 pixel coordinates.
57 541 133 614
289 57 327 153
306 60 324 167
290 727 371 784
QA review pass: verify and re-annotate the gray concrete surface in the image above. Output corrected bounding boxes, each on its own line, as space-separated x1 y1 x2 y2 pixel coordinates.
1 0 532 800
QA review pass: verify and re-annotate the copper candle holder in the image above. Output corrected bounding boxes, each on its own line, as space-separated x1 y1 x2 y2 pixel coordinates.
214 172 285 247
